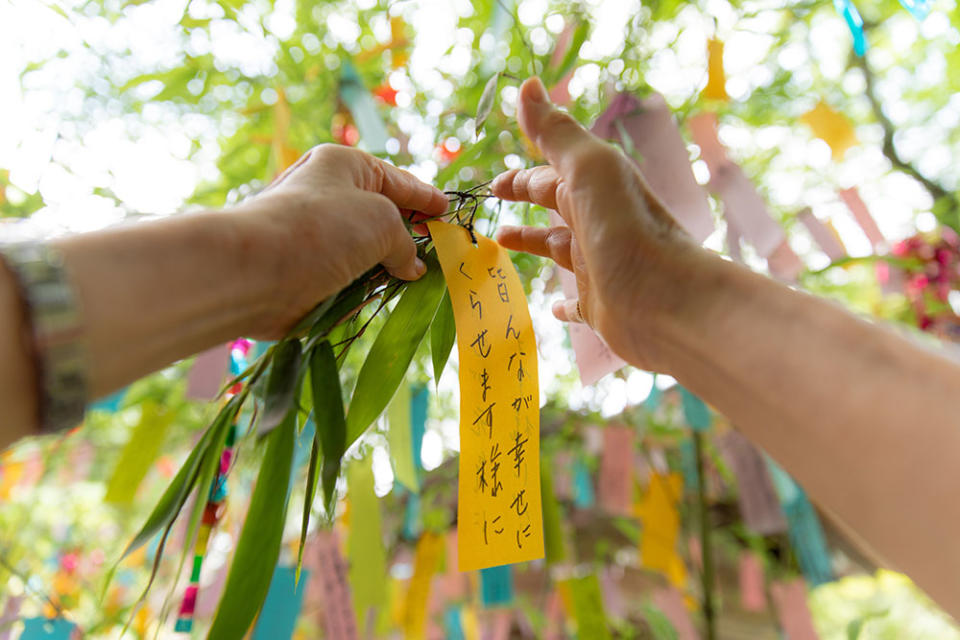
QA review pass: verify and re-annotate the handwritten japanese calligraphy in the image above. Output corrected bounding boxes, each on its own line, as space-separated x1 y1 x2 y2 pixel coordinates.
428 221 544 571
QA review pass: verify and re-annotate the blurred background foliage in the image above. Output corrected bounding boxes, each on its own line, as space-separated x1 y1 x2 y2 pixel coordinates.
1 0 959 637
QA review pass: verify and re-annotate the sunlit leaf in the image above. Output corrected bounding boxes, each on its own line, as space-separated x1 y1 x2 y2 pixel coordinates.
311 340 346 510
258 338 302 436
430 288 456 389
297 435 321 585
475 72 501 138
345 255 445 445
208 409 297 639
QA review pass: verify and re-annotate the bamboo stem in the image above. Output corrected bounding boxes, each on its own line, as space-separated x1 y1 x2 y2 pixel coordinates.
694 430 717 640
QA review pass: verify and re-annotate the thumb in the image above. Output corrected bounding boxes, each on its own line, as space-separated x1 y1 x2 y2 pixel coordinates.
517 77 601 178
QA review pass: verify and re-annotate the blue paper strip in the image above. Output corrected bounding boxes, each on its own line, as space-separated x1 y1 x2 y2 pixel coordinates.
443 606 466 640
480 564 515 607
340 61 389 153
402 490 422 540
88 388 127 413
411 386 428 478
251 566 310 640
898 0 931 20
679 387 712 431
766 459 834 586
834 0 868 56
20 618 75 640
572 458 595 509
679 439 698 493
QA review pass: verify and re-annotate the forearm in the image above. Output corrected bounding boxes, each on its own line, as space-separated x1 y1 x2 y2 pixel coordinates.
52 209 276 399
655 251 960 614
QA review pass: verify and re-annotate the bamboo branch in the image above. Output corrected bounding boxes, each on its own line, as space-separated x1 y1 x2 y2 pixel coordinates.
854 54 957 227
694 431 717 640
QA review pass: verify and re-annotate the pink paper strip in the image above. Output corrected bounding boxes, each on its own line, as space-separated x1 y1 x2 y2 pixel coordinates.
718 431 787 535
598 425 636 516
766 240 804 283
839 187 885 249
309 530 359 640
771 579 819 639
689 113 784 257
593 93 715 243
544 590 566 640
798 208 846 261
738 551 767 612
185 344 230 401
651 587 700 640
0 594 22 640
550 213 627 385
600 569 626 619
552 451 573 500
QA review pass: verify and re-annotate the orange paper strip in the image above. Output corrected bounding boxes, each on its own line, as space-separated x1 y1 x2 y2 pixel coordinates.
429 222 544 571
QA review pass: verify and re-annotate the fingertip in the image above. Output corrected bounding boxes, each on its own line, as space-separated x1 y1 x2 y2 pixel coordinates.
521 77 550 106
491 170 519 198
387 257 426 282
494 225 521 247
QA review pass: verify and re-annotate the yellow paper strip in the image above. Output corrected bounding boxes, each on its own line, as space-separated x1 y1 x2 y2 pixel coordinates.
703 38 729 102
428 222 544 571
403 532 444 639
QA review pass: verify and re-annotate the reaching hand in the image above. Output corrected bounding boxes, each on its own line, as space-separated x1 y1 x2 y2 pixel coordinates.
492 78 699 370
236 144 448 338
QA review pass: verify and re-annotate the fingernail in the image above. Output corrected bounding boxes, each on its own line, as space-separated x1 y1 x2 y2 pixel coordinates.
527 77 548 104
414 258 427 276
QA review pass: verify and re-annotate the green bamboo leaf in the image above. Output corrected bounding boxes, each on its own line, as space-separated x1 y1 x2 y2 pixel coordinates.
311 341 346 510
258 338 302 436
345 257 445 445
119 399 232 559
208 410 297 639
430 288 456 389
553 21 589 83
475 72 501 138
297 435 321 585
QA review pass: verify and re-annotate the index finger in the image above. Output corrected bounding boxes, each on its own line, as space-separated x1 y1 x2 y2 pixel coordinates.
368 156 449 216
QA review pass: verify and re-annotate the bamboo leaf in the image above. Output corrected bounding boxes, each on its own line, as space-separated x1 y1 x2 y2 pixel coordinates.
345 255 445 445
258 338 302 436
297 435 321 585
430 288 456 389
311 340 346 510
208 409 298 639
475 72 501 138
553 21 589 83
119 399 230 559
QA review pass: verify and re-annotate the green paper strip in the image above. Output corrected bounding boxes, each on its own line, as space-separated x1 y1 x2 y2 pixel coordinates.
105 402 174 504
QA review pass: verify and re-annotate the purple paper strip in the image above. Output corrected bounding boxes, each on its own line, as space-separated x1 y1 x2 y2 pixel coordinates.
185 344 230 401
718 431 788 535
839 187 885 250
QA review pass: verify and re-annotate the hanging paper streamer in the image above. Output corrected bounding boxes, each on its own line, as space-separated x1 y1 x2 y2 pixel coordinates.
0 595 22 640
429 221 544 571
339 60 389 153
540 457 567 565
600 568 626 620
597 425 636 516
766 240 805 283
388 382 420 492
402 489 423 541
593 93 716 243
20 618 76 640
347 457 388 635
550 212 626 385
185 343 230 401
480 564 515 608
572 457 595 509
766 460 834 586
105 402 174 504
703 38 729 102
798 208 847 261
898 0 931 20
438 530 469 603
88 387 126 413
801 100 858 159
251 566 309 640
688 113 785 258
651 588 700 640
404 532 444 640
739 551 767 612
411 386 428 477
309 530 358 640
636 472 687 590
679 438 699 494
771 579 820 639
568 574 611 640
679 387 712 431
717 431 787 535
444 606 466 640
174 406 239 632
838 187 886 250
833 0 868 56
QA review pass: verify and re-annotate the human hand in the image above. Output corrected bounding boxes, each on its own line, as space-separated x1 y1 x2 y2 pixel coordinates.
492 78 702 370
234 144 448 339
